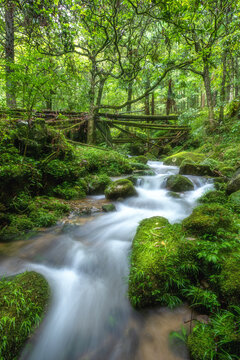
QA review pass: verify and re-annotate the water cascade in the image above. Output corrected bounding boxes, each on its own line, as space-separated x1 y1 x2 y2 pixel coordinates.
1 162 214 360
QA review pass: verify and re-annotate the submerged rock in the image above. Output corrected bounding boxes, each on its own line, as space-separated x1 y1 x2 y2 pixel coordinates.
105 179 137 200
166 174 194 192
179 163 217 177
102 204 116 212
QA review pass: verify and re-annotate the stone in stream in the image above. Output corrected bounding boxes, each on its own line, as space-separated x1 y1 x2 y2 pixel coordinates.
166 174 194 192
102 204 116 212
179 163 217 177
104 179 137 200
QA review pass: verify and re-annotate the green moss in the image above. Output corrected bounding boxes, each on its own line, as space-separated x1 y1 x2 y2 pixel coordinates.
105 179 137 200
163 151 205 166
198 190 227 205
130 162 149 170
219 166 235 177
128 217 193 308
166 175 194 192
182 204 234 236
219 256 240 305
227 174 240 195
0 271 50 360
102 204 116 212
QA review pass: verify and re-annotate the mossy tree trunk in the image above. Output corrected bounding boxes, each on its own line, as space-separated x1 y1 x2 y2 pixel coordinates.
203 61 215 128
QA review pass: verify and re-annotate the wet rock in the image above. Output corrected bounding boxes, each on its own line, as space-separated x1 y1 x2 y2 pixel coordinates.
179 163 217 177
102 204 116 212
166 175 194 192
167 191 181 199
105 179 137 200
227 171 240 194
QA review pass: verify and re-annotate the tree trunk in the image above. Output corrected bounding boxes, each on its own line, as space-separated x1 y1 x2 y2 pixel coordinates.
87 77 96 144
203 62 215 127
235 57 239 97
127 81 133 112
151 92 155 115
5 0 16 108
219 50 227 123
145 76 150 115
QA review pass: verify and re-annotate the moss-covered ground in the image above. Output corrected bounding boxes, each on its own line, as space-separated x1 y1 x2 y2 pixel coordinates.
0 119 138 242
0 271 50 360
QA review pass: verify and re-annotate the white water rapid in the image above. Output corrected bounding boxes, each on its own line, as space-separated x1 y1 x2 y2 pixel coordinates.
1 162 214 360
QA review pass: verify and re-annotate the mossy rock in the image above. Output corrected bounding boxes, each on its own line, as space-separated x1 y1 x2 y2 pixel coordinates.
128 217 193 308
87 174 111 195
198 190 227 205
187 325 216 360
182 204 235 236
133 169 155 176
163 152 205 166
102 204 116 212
130 162 149 170
214 177 228 191
166 175 194 192
179 163 217 177
227 173 240 195
131 156 148 164
228 190 240 212
219 166 235 178
126 175 140 185
105 179 137 200
219 256 240 305
0 271 50 360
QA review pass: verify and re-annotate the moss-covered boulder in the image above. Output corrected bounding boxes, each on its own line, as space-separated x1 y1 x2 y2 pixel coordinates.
87 174 111 195
105 179 137 200
128 217 195 308
126 175 140 185
166 175 194 192
228 190 240 212
0 271 50 360
227 170 240 195
182 204 234 236
179 163 217 177
198 190 227 205
163 152 205 166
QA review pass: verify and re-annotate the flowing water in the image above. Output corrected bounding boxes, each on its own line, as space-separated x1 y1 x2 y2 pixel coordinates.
0 162 214 360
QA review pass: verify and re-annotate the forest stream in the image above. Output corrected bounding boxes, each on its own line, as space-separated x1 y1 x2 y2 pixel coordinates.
0 161 214 360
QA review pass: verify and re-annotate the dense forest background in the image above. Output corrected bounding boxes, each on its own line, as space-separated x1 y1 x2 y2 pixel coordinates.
1 0 240 143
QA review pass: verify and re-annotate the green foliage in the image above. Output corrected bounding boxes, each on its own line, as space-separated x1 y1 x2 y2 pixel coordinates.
86 174 111 195
0 272 50 360
163 152 205 166
52 181 86 200
188 308 240 360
